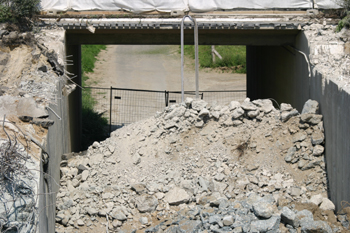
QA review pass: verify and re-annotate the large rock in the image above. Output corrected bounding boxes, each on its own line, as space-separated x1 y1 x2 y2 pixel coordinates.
281 109 299 122
164 187 190 205
191 100 208 111
301 114 323 125
319 198 335 211
252 202 274 219
281 206 299 227
135 194 158 213
302 99 319 114
300 220 332 233
311 130 324 145
232 107 244 119
17 97 48 118
250 216 280 233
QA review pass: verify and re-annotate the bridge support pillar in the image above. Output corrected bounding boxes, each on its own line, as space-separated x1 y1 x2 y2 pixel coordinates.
66 44 82 152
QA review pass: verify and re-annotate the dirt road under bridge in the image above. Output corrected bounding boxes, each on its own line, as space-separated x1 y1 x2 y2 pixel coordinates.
85 45 246 91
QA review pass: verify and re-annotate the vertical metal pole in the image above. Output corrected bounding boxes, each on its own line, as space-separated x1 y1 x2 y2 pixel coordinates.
181 15 199 102
109 86 112 134
194 19 199 100
165 90 169 107
181 18 185 103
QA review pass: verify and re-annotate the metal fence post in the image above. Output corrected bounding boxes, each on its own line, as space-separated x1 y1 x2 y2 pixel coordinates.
181 15 199 102
109 86 112 134
165 90 169 107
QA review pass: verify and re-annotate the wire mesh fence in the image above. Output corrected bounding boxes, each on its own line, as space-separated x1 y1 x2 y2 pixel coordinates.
85 86 246 132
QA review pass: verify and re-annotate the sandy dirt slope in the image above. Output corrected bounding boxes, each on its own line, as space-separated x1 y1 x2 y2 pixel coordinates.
85 45 246 91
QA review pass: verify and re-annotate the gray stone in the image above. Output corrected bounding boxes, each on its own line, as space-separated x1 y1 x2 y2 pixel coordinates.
211 111 220 119
281 109 299 122
319 198 335 211
253 202 274 219
300 114 323 125
293 132 307 142
209 214 222 224
86 207 98 216
229 101 240 110
191 100 208 111
76 219 84 226
281 206 299 227
252 99 274 113
131 183 146 194
135 194 158 213
300 220 332 233
312 145 324 156
232 120 243 126
311 130 324 145
302 100 319 114
222 215 234 226
280 103 293 111
285 147 296 163
165 106 186 120
296 209 314 223
185 97 193 106
250 216 280 233
81 170 89 181
247 110 260 118
301 159 322 171
164 187 190 205
241 101 257 111
232 107 245 119
110 209 127 221
132 153 141 165
140 217 148 225
198 108 210 117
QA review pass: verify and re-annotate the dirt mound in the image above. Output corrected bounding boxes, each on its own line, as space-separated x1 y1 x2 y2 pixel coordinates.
56 98 348 232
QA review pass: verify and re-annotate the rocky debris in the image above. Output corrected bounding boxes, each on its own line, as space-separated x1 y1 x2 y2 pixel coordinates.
304 24 350 93
55 98 346 232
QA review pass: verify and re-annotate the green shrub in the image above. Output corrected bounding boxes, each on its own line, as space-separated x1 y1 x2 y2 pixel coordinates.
81 45 108 150
0 0 40 23
182 45 246 73
337 11 350 31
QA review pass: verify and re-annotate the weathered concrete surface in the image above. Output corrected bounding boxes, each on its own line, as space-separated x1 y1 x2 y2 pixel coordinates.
247 26 350 210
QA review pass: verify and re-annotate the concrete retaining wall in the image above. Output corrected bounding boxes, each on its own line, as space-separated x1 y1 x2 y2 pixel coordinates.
246 31 350 210
39 80 71 233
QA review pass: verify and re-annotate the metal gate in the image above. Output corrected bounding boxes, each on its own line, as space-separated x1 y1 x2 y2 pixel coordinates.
84 87 246 132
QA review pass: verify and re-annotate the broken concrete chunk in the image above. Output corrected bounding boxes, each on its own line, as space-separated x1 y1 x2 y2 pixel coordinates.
229 101 240 110
280 103 293 111
135 194 158 213
302 99 319 114
281 109 299 122
232 107 244 119
191 100 208 111
301 114 323 125
312 145 324 156
16 97 48 118
164 187 190 205
311 130 324 145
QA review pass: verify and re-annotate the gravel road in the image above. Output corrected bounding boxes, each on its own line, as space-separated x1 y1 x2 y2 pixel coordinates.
86 45 246 91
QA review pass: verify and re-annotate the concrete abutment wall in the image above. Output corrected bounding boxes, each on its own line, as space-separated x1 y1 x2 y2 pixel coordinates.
246 31 350 210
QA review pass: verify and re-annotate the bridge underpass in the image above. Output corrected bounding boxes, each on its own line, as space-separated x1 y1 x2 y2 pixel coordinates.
57 16 349 212
63 18 304 152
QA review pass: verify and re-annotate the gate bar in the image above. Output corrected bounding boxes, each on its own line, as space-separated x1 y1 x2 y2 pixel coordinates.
109 86 112 134
181 15 199 102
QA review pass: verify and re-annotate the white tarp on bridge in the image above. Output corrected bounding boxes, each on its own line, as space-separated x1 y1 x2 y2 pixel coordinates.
40 0 342 12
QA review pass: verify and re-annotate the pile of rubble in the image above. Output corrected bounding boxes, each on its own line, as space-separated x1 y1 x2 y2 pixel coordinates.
56 98 349 233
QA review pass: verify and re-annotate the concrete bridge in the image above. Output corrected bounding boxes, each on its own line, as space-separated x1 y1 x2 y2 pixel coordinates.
38 7 350 232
